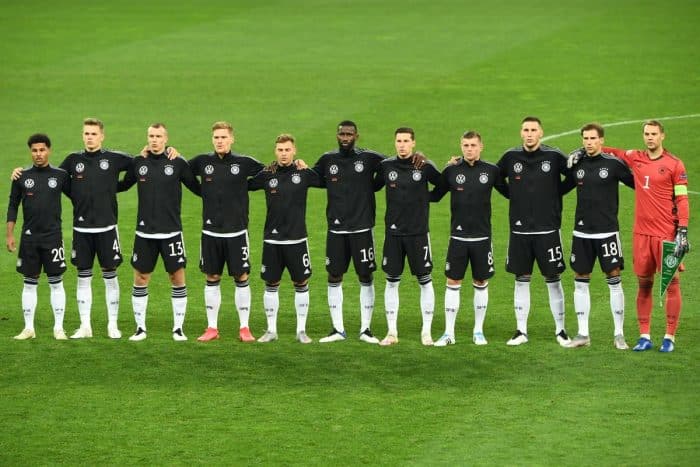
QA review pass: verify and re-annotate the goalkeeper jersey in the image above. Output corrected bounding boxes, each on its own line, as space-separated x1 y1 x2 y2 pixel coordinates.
603 146 689 238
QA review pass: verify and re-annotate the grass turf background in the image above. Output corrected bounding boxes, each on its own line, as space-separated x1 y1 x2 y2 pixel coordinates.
1 1 698 465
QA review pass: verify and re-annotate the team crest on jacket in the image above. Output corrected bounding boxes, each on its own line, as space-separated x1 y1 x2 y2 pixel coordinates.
99 159 110 170
388 171 398 181
354 161 364 172
576 169 585 179
269 178 278 188
599 168 609 179
138 166 148 176
291 174 301 184
204 165 214 175
513 162 523 173
48 177 58 188
230 164 240 175
479 173 489 184
455 174 466 184
75 162 85 173
329 164 339 175
164 165 174 176
24 178 35 189
412 170 422 181
541 161 551 173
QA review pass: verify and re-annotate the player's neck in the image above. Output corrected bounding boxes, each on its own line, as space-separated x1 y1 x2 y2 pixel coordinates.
646 147 664 160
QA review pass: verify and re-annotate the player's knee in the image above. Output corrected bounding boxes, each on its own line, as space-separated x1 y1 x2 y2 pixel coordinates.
234 277 249 288
207 273 222 282
328 274 343 284
472 280 487 289
515 275 531 283
544 274 560 283
234 272 248 283
265 281 280 292
134 270 150 286
293 279 308 289
446 278 462 287
358 273 373 285
637 275 654 289
417 273 432 285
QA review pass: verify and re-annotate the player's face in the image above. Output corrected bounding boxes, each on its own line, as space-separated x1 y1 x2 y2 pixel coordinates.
275 141 296 166
643 124 665 152
581 130 603 156
520 121 543 152
336 125 358 150
82 124 104 152
461 137 483 163
395 132 415 158
30 142 51 168
147 126 168 154
212 129 234 155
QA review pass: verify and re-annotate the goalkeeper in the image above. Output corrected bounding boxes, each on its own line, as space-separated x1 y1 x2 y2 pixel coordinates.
568 120 690 352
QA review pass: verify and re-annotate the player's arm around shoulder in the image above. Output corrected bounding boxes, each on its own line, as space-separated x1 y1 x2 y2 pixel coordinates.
423 158 441 185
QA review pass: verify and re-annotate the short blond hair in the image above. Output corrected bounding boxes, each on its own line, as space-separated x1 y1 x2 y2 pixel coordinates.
83 117 104 130
212 121 234 135
275 133 295 145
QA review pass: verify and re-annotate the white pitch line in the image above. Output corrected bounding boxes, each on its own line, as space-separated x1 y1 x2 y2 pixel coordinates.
542 113 700 141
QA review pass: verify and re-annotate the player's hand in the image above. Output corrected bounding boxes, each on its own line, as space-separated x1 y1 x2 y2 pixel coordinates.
446 155 460 166
6 235 15 252
264 161 279 173
673 226 690 257
411 151 426 169
294 159 308 169
567 148 585 168
11 167 23 181
166 146 181 160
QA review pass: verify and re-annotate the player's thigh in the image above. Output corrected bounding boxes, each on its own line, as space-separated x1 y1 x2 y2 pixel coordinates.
445 238 469 281
533 231 566 276
349 230 377 278
570 236 595 275
261 242 284 283
94 229 124 269
505 232 535 275
39 236 68 276
199 234 225 275
224 233 252 277
468 238 495 281
381 234 406 277
325 231 351 276
158 233 188 273
16 238 43 276
406 233 433 277
131 236 160 274
633 234 660 276
595 232 625 273
70 230 97 269
283 241 312 283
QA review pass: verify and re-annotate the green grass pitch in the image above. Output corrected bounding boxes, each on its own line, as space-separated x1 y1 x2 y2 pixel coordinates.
1 0 698 465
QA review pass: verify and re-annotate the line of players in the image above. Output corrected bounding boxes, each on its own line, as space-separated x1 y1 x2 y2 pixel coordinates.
7 117 690 352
